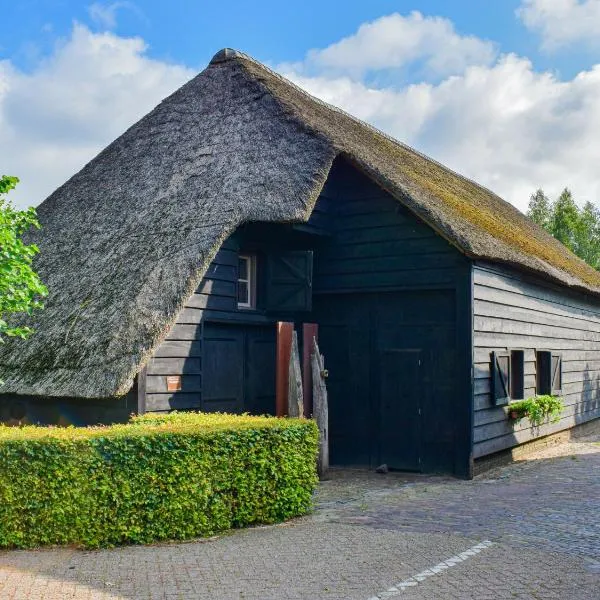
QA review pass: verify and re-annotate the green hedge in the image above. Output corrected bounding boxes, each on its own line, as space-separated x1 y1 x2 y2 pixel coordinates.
0 412 318 548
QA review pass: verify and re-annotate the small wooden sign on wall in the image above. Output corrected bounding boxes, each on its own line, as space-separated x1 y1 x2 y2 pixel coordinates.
166 375 182 392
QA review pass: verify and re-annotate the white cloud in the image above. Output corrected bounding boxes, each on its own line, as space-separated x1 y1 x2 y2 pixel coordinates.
517 0 600 50
280 24 600 212
0 25 193 208
293 11 496 79
88 1 141 30
3 12 600 216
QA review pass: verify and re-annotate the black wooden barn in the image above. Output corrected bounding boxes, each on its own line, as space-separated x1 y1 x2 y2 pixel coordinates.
1 49 599 478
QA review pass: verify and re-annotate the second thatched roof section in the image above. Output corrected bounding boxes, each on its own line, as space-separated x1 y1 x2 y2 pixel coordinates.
1 48 599 400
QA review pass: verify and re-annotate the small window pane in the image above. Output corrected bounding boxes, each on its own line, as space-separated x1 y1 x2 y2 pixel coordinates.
238 281 249 305
536 350 552 395
510 350 525 400
238 257 248 280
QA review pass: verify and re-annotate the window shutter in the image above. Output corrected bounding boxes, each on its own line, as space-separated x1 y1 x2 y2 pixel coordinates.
491 351 510 405
536 350 552 395
551 353 562 395
266 251 313 312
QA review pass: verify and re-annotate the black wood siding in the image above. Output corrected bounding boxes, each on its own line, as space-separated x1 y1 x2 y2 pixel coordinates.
313 162 467 293
311 160 473 476
473 263 600 458
145 157 473 477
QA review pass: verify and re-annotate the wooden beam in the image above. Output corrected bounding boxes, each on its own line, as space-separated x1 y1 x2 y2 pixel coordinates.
302 323 318 417
288 330 304 417
276 322 293 417
136 365 147 415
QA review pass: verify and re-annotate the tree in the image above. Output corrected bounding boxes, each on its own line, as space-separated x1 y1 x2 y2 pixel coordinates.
0 176 47 342
527 186 600 271
551 188 579 253
575 201 600 270
527 188 552 232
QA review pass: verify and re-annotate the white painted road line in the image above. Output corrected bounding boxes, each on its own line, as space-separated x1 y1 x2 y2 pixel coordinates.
367 540 494 599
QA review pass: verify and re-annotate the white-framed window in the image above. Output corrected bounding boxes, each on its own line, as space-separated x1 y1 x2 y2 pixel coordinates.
237 254 256 309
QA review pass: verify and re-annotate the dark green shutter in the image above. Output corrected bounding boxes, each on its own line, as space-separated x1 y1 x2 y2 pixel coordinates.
266 251 313 312
491 351 510 405
551 353 562 395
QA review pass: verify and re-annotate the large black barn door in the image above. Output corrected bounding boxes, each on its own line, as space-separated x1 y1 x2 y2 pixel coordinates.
313 290 458 473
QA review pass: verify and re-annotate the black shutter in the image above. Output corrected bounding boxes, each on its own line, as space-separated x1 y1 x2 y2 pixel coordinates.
536 350 552 395
551 353 562 395
491 351 510 405
266 251 313 312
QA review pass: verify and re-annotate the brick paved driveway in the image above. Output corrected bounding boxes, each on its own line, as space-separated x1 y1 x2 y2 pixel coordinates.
1 433 599 599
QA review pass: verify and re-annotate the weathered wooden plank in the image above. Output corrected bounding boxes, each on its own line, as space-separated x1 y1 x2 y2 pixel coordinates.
204 264 236 282
474 297 600 334
201 310 273 325
196 278 237 297
146 358 201 375
312 340 329 479
153 340 202 358
473 373 536 396
473 410 600 458
185 293 236 311
318 237 451 261
165 324 202 341
287 331 303 418
474 332 600 351
475 392 589 427
474 266 600 318
336 223 436 244
474 402 595 443
145 393 202 412
211 248 238 267
474 315 600 342
146 375 201 393
314 268 461 292
335 197 397 216
474 360 536 380
316 252 462 277
475 347 600 363
137 366 146 415
334 211 412 230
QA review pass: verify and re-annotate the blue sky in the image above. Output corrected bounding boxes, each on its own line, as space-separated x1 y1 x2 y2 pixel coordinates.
3 1 594 77
1 1 600 210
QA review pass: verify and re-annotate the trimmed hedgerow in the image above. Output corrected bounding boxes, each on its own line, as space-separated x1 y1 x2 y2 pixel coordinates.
0 412 318 549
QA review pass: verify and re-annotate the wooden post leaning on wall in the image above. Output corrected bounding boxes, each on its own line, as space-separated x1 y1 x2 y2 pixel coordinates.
287 330 304 417
276 322 294 417
311 337 329 478
136 365 147 415
302 323 318 417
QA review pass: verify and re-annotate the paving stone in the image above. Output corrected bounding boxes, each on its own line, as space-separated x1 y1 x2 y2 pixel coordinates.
0 434 599 599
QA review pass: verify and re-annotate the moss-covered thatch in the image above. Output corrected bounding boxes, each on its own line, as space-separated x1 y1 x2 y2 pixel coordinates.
1 48 598 399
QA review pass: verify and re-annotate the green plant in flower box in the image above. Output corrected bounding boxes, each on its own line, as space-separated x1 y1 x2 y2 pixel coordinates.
508 395 563 427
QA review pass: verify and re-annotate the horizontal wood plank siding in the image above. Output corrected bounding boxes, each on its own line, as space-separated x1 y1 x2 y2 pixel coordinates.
473 263 600 458
313 163 467 295
146 242 242 411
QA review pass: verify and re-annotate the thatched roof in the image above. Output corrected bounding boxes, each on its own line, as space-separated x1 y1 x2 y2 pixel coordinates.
2 48 600 399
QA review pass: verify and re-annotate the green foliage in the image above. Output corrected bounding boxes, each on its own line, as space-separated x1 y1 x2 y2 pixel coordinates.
0 412 319 549
508 395 564 427
527 189 552 233
551 189 579 252
0 175 47 342
527 187 600 270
